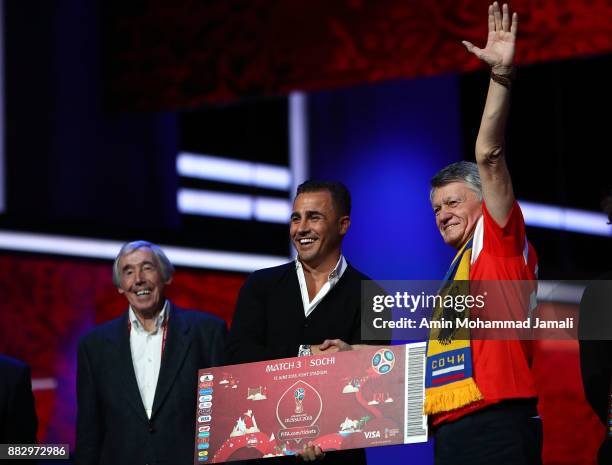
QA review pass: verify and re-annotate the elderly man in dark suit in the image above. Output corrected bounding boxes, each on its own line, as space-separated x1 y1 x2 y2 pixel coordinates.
75 240 226 465
0 355 38 444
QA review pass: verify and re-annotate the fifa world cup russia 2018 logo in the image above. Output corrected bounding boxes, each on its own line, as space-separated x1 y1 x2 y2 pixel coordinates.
372 348 395 374
294 388 305 414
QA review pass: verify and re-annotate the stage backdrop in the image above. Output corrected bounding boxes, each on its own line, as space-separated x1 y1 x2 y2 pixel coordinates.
105 0 612 108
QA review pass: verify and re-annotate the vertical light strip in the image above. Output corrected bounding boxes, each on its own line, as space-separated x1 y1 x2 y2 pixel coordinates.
289 92 308 196
0 0 5 213
289 92 309 258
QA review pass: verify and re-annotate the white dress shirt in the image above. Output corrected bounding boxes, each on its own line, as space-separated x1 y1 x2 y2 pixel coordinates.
295 255 347 318
129 301 169 419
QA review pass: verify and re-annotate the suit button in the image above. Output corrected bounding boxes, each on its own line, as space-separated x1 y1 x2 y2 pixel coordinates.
304 323 308 328
148 421 155 433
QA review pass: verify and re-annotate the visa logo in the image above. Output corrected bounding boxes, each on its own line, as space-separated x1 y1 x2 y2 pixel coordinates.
364 431 381 439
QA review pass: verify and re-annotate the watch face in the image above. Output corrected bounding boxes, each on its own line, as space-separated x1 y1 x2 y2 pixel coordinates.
299 345 312 356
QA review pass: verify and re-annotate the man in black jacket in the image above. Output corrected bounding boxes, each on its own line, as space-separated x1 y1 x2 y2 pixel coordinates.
0 355 38 444
75 241 227 465
228 180 385 464
579 193 612 465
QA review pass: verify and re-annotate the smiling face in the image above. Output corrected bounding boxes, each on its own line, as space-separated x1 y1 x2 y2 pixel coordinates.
290 191 350 270
116 247 171 317
431 181 482 249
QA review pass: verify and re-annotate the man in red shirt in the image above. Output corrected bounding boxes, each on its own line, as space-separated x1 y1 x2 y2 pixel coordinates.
427 3 541 464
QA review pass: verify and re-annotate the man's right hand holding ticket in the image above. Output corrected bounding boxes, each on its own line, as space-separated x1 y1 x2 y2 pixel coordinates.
298 441 326 462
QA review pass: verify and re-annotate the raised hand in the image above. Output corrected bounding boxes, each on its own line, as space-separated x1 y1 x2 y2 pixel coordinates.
462 2 517 74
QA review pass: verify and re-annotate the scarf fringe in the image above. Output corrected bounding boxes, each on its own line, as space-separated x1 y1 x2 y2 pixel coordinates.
424 378 483 415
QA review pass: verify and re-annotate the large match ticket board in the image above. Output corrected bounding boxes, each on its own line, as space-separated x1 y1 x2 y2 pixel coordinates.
194 343 427 463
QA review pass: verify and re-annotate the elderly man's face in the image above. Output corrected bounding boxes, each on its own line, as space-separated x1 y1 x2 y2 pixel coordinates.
431 182 482 249
117 247 171 316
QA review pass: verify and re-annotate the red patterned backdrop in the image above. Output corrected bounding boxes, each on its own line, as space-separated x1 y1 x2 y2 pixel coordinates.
107 0 612 109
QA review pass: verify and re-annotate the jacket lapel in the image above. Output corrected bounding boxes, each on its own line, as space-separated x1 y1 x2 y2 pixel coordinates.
151 304 192 418
108 312 149 421
289 264 307 320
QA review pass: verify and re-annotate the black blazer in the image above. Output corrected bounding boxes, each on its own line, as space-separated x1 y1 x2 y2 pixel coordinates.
75 304 226 465
578 273 612 465
0 355 38 444
227 261 379 364
579 273 612 426
226 262 389 465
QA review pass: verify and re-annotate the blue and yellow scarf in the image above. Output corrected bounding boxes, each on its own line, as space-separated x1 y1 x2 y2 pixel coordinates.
424 238 483 414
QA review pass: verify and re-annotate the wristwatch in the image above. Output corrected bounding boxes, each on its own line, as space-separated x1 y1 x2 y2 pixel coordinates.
298 344 312 357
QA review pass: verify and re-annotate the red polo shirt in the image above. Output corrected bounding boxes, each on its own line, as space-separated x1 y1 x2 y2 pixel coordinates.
433 200 539 425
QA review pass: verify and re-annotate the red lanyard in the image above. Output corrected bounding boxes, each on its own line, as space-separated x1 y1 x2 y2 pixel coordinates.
128 312 169 357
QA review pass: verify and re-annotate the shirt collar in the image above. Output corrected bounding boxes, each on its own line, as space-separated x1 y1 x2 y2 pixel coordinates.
295 254 347 283
129 300 169 334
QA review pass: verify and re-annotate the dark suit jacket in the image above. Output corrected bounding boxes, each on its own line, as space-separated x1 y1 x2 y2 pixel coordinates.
75 304 227 465
578 273 612 465
579 273 612 426
227 261 388 465
227 261 387 364
0 355 38 444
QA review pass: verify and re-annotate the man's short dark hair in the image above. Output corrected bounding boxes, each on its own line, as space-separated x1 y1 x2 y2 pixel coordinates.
296 180 351 217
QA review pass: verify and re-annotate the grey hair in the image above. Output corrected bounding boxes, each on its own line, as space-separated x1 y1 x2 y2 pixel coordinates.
112 240 175 287
429 161 482 203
